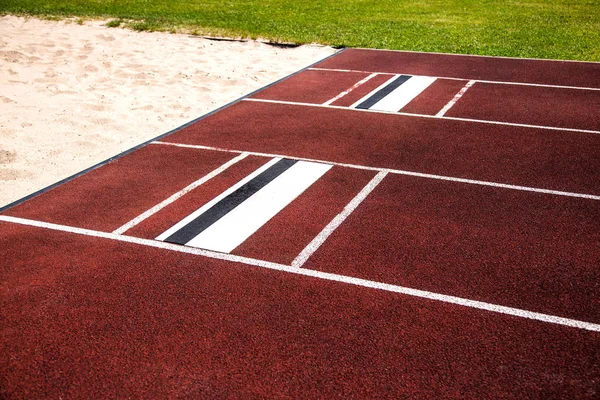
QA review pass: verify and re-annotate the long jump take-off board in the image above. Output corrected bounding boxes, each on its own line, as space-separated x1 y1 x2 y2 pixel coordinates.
2 48 600 398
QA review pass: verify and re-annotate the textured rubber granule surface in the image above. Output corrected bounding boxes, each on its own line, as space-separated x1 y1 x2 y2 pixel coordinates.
2 222 600 399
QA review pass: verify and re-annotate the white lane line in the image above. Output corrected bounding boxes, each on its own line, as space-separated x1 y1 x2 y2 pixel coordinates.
243 98 600 135
156 157 282 241
436 80 476 117
112 153 249 235
350 74 399 108
323 73 378 105
369 75 437 112
186 161 332 253
292 171 387 268
353 47 600 64
308 67 600 92
153 142 600 201
4 215 281 270
2 215 600 333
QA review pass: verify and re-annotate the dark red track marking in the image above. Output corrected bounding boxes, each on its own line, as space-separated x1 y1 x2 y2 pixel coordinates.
446 82 600 131
233 166 376 264
315 49 600 88
330 73 392 107
125 154 270 239
1 145 236 232
162 101 600 195
2 223 600 399
251 69 371 104
401 78 468 115
303 174 600 323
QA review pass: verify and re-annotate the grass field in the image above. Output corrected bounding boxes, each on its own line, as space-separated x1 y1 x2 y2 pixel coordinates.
1 0 599 61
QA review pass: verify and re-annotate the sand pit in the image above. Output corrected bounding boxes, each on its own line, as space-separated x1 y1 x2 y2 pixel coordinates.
0 15 336 207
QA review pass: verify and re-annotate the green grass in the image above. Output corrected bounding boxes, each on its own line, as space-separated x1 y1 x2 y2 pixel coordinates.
1 0 599 61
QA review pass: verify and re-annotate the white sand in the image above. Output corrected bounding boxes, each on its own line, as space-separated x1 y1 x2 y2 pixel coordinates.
0 15 336 207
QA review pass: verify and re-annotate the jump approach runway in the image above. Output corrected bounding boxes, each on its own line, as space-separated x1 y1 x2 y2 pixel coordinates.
2 48 600 398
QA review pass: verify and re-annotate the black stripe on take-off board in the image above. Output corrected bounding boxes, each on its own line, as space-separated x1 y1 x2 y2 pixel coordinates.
356 75 411 109
164 158 298 245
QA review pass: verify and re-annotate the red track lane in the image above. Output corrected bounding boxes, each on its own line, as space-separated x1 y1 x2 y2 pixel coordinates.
315 49 600 88
233 166 375 264
126 154 270 239
161 101 600 196
304 174 600 323
446 82 600 131
2 223 600 399
330 73 392 107
400 78 468 115
1 145 236 232
251 69 371 104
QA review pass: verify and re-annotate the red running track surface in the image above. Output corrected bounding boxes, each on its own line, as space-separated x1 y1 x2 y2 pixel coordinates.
162 100 600 196
251 67 600 130
400 78 468 115
2 48 600 398
304 173 600 322
250 68 373 105
125 153 376 265
125 153 272 239
2 145 236 232
2 223 600 399
329 73 394 107
314 48 600 88
445 82 600 131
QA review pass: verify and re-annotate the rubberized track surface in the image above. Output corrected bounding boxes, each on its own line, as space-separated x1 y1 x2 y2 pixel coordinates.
2 49 600 398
